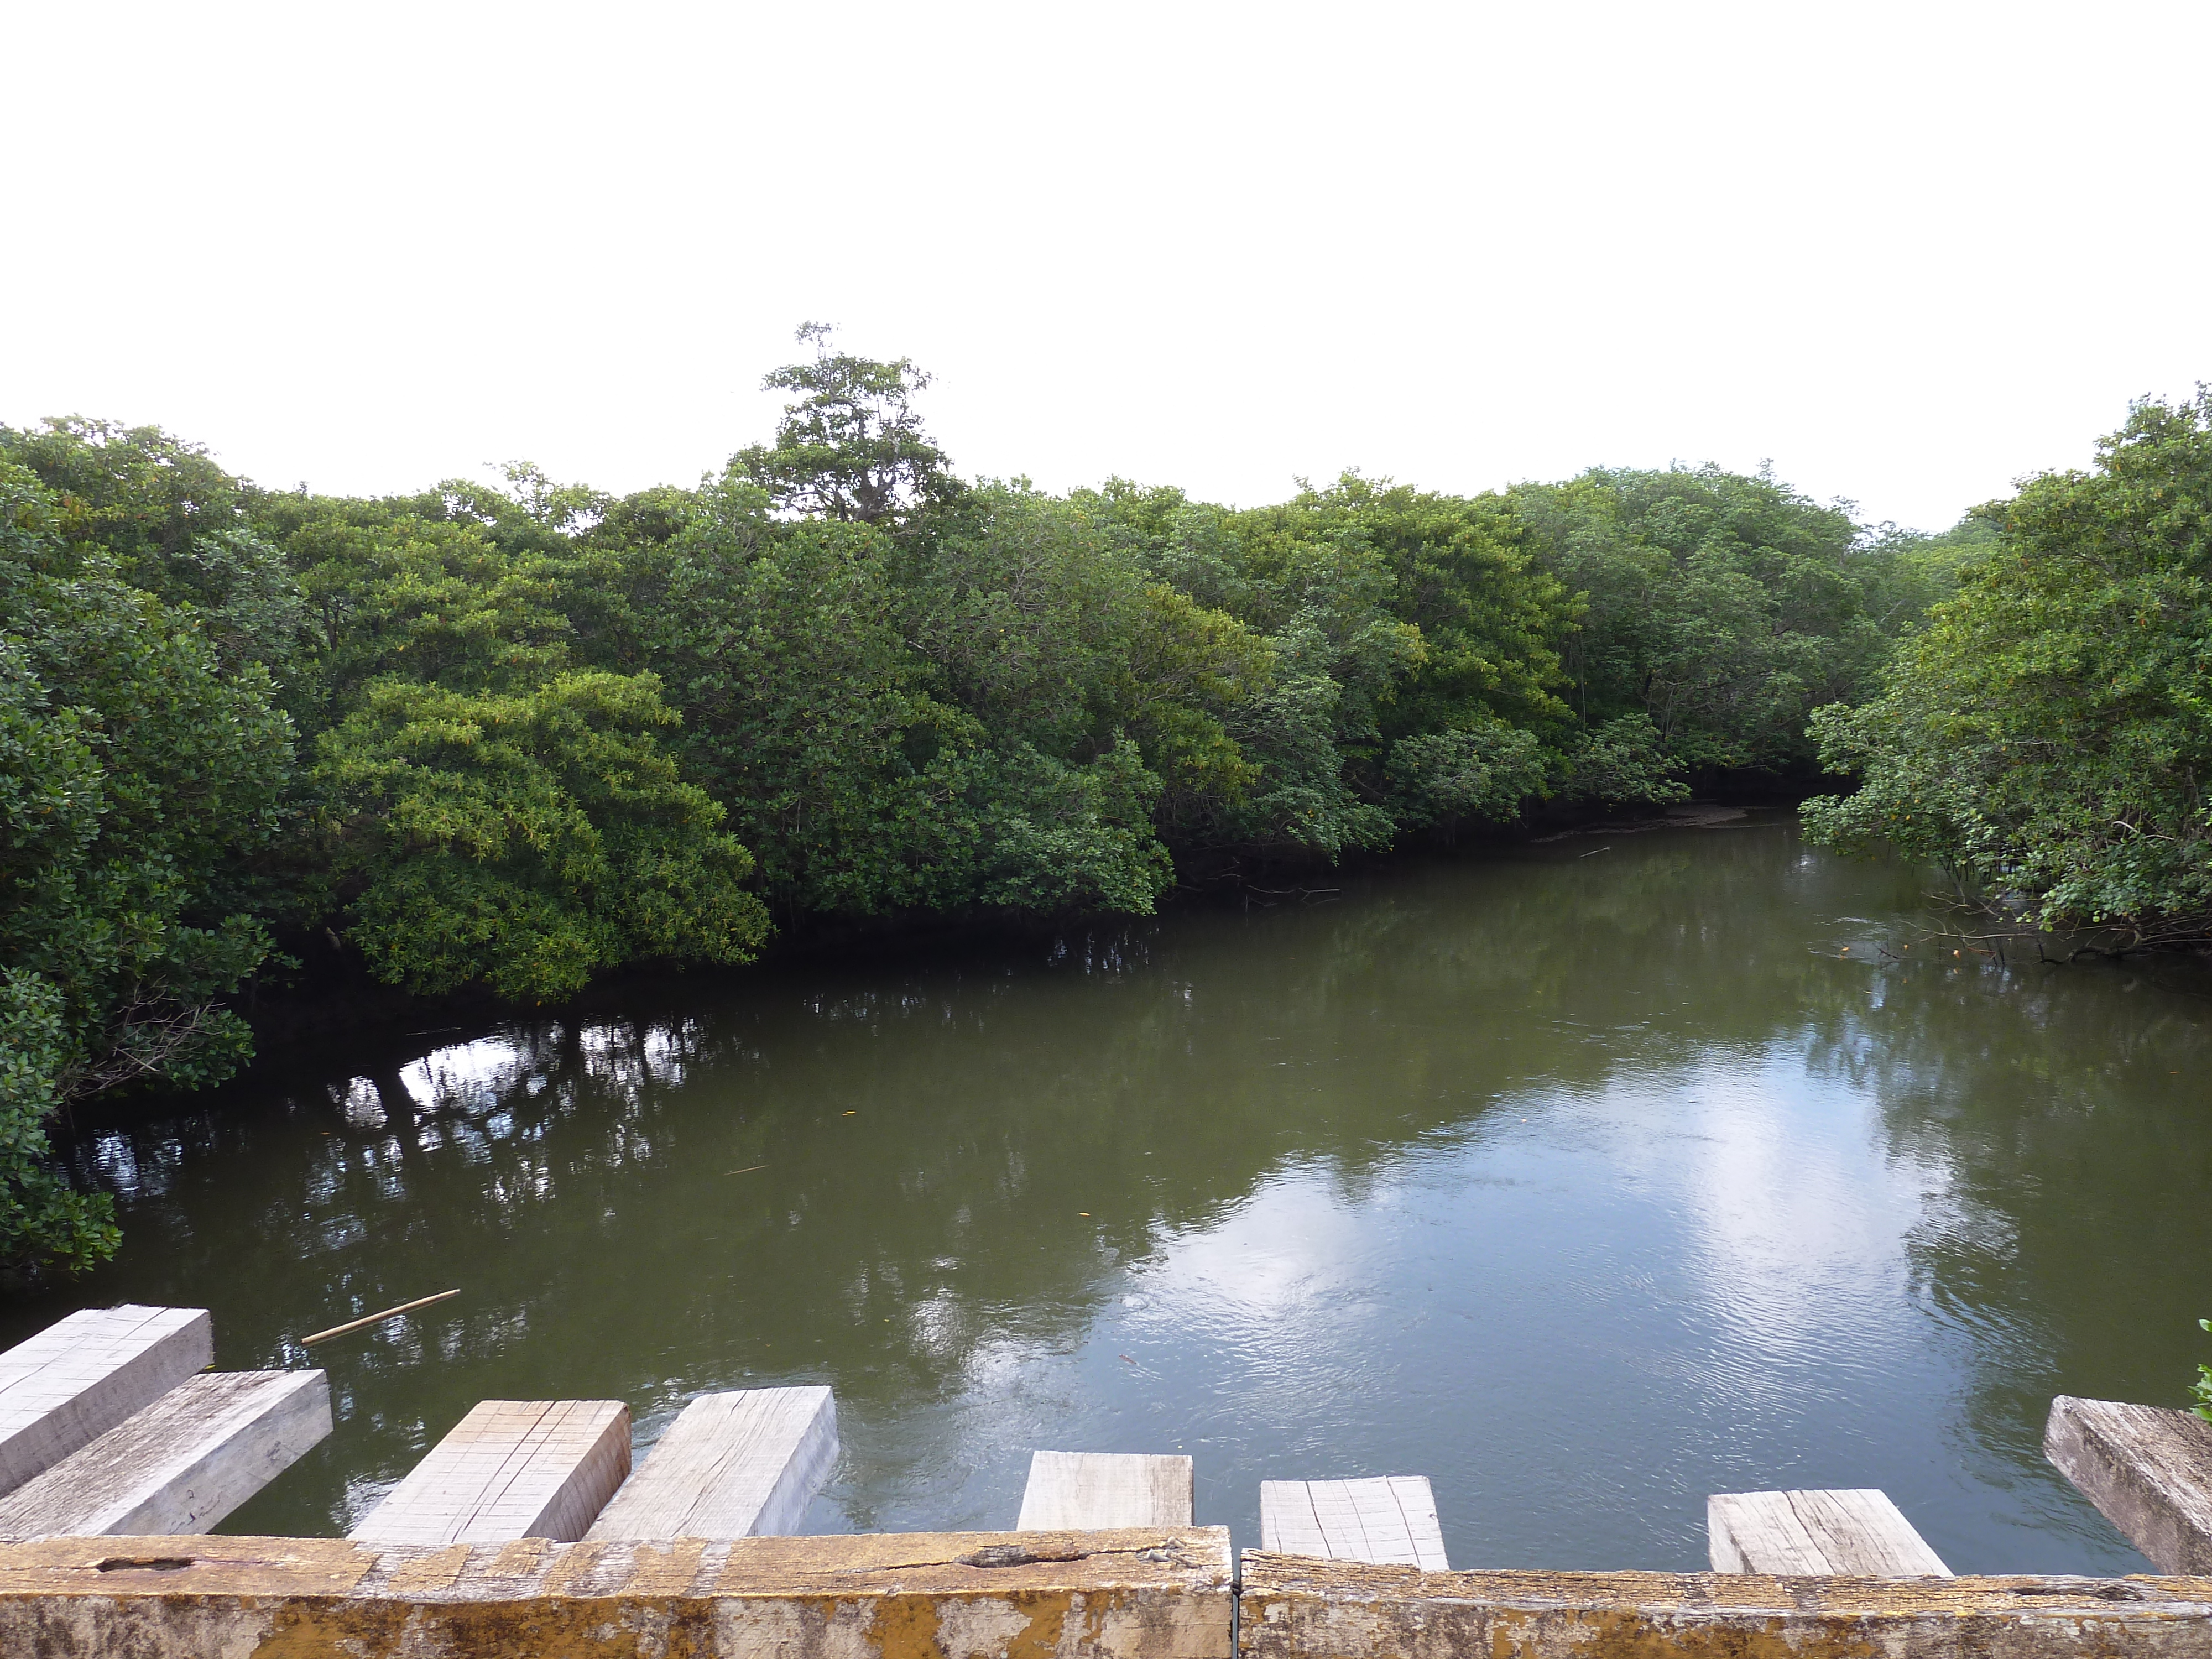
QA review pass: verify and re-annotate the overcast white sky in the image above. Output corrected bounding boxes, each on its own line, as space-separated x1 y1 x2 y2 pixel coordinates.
6 2 2207 531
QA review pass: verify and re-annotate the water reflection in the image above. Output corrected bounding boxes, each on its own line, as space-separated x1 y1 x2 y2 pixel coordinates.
8 818 2209 1572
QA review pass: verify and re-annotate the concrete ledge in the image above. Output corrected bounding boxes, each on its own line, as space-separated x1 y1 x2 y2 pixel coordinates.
0 1527 1232 1658
1239 1552 2212 1657
9 1531 2212 1657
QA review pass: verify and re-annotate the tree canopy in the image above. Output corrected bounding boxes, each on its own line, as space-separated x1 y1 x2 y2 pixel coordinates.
1 325 1954 1274
1804 390 2212 945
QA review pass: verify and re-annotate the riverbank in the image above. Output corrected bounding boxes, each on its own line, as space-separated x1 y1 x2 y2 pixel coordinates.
172 790 1819 1117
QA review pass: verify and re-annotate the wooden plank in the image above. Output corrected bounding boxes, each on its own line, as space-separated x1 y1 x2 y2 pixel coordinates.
1240 1554 2212 1659
349 1399 631 1546
2046 1393 2212 1574
1259 1476 1448 1570
585 1386 835 1540
0 1306 211 1496
1016 1451 1193 1530
0 1370 330 1536
1707 1488 1950 1575
0 1526 1235 1657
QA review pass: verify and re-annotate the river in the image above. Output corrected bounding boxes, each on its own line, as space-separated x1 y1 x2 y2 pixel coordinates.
7 813 2209 1572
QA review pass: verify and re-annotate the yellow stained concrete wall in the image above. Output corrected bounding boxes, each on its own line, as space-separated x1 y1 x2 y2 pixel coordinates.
7 1531 2212 1657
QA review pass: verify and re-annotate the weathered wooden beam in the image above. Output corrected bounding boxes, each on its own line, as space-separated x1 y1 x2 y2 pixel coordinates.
586 1385 836 1540
1708 1486 1950 1575
349 1399 631 1546
0 1526 1233 1657
1019 1452 1194 1530
2047 1394 2212 1574
0 1370 330 1537
1259 1478 1447 1571
0 1305 211 1497
1239 1552 2212 1657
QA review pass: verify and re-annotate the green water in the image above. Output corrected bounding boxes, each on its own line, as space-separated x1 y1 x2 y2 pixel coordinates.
8 816 2210 1571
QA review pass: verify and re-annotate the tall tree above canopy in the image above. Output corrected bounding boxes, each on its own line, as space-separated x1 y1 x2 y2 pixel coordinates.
731 324 963 526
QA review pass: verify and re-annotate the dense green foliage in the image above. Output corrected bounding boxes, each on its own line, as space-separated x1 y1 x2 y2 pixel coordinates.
2197 1319 2212 1424
1511 465 1936 772
1804 392 2212 943
1 331 1937 1273
1 436 290 1271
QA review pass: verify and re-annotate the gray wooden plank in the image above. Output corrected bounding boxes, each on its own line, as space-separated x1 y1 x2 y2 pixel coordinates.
0 1305 211 1497
349 1398 632 1545
586 1386 835 1540
1016 1451 1193 1530
2045 1394 2212 1574
1259 1477 1449 1570
0 1369 330 1536
1708 1488 1950 1575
